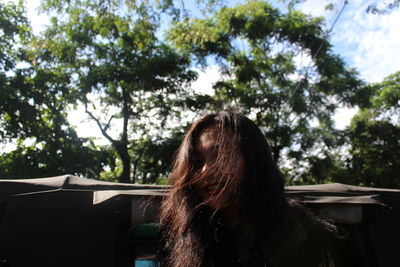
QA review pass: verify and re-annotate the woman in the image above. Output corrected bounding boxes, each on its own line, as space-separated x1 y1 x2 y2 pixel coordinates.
160 111 339 267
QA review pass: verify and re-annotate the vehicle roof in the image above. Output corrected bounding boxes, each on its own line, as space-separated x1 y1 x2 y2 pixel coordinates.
1 174 399 207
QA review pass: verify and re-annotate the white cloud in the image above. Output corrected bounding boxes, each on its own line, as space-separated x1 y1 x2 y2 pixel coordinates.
300 0 400 83
333 106 359 129
191 65 221 95
348 10 400 82
299 1 400 129
7 0 48 34
299 0 332 18
25 0 44 33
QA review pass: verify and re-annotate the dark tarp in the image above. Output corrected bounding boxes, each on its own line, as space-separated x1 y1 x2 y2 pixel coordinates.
0 175 150 267
287 183 400 267
1 175 400 266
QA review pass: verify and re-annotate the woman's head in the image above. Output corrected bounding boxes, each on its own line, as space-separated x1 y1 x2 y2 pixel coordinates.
174 113 245 211
191 122 245 210
169 110 286 214
160 110 288 266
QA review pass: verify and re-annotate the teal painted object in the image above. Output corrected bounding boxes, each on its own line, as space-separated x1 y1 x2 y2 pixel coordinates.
135 260 158 267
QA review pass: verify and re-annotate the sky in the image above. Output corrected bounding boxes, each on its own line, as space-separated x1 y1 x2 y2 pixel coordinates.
299 0 400 129
300 0 400 83
23 0 400 83
9 0 400 143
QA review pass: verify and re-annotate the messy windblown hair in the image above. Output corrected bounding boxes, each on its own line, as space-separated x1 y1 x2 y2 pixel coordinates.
159 110 288 267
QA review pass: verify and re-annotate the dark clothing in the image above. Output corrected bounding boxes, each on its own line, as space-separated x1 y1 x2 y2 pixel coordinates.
213 226 268 267
210 203 337 267
160 201 340 267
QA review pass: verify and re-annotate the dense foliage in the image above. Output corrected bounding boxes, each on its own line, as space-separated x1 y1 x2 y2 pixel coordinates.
0 1 110 179
0 0 398 188
347 72 400 187
168 0 362 183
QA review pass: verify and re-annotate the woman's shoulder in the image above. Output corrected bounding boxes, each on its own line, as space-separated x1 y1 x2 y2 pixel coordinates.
268 199 339 267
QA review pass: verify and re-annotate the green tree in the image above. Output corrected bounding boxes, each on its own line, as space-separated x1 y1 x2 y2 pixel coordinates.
0 1 109 179
36 0 198 183
167 0 361 183
347 72 400 188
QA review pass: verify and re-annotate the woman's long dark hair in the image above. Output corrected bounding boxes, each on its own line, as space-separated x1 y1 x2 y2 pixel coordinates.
159 111 288 267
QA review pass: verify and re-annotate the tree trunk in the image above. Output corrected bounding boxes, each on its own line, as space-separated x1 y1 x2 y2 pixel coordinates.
114 142 131 183
118 152 131 183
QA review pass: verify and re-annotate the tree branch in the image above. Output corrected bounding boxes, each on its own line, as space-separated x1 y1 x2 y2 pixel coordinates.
84 102 116 144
